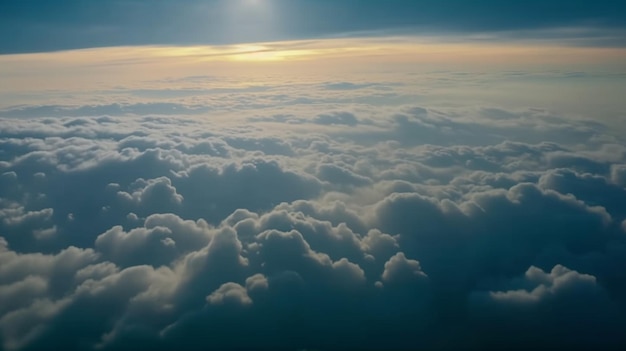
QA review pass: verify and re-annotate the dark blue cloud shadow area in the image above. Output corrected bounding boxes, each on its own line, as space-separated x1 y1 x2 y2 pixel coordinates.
1 0 626 53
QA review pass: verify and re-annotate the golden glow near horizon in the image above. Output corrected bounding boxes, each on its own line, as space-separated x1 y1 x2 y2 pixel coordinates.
1 36 625 134
2 37 625 65
1 36 626 92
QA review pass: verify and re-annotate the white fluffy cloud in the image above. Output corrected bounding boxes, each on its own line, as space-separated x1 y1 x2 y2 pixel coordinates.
1 93 626 350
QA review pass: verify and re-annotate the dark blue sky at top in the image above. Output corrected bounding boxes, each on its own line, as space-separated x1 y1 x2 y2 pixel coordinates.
1 0 626 53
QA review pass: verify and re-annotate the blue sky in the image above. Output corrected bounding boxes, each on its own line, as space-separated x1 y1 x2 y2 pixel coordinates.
1 1 626 351
2 0 626 53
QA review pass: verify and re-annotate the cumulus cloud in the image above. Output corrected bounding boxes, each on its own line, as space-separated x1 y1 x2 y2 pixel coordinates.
0 93 625 351
381 252 428 285
468 265 625 349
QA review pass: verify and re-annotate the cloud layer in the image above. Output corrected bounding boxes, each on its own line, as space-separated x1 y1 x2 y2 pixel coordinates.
1 97 626 350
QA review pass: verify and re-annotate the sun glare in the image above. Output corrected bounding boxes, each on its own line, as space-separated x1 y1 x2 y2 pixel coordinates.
217 0 278 42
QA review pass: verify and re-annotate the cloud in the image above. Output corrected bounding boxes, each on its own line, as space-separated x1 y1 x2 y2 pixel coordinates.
206 281 253 307
381 252 428 285
0 98 625 351
322 82 377 91
313 112 359 126
0 103 211 119
468 265 626 349
116 177 184 214
611 164 626 186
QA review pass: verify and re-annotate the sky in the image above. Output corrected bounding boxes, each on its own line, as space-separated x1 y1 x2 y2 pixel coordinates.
1 1 626 350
